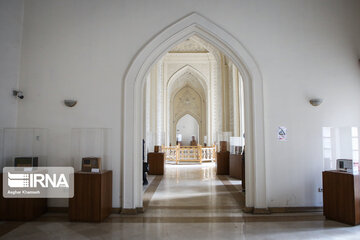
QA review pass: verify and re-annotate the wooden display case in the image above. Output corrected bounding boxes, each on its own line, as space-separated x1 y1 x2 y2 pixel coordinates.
0 173 47 221
229 154 243 179
147 152 165 175
69 170 112 222
216 151 230 175
229 154 245 190
322 170 360 225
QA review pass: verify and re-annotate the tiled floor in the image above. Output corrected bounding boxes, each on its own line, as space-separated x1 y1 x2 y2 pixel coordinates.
2 162 360 239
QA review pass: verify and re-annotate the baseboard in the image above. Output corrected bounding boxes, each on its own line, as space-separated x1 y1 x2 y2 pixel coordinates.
253 208 271 214
47 206 323 215
111 208 121 214
242 207 254 213
121 208 138 215
136 207 144 213
120 207 144 215
47 207 122 214
269 207 323 213
242 206 322 214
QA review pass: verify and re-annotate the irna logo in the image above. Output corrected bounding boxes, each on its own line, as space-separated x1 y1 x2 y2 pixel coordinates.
3 167 74 198
7 172 69 188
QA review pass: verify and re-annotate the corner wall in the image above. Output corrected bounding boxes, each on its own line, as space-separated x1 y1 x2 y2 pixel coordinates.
0 0 24 128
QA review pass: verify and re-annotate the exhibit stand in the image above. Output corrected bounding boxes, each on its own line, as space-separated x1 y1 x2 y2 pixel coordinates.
147 132 165 175
323 170 360 225
1 128 49 221
148 151 165 175
217 132 231 152
216 132 231 175
229 137 245 189
69 128 112 222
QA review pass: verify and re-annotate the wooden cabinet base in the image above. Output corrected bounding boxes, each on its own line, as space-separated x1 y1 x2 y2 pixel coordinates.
0 173 47 221
216 151 230 175
229 154 243 179
69 171 112 222
148 153 165 175
323 171 360 225
229 154 245 190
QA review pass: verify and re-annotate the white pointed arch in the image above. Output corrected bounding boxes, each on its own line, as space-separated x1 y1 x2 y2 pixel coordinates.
122 13 266 211
167 64 208 95
175 111 202 126
175 113 201 145
170 84 206 146
166 65 208 146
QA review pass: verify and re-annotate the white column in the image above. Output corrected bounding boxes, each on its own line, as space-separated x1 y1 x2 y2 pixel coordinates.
232 64 240 137
145 74 152 154
156 60 164 145
209 59 216 144
238 72 245 146
228 63 234 135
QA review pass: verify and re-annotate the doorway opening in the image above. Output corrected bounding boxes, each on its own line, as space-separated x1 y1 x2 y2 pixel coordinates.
122 13 266 212
142 35 246 212
176 114 199 146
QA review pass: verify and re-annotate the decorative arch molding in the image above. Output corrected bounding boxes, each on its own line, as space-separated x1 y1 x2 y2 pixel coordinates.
122 13 266 211
167 64 208 95
166 65 208 147
170 85 206 146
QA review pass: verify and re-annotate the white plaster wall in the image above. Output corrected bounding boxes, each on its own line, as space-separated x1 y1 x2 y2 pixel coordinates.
16 0 360 208
0 0 23 129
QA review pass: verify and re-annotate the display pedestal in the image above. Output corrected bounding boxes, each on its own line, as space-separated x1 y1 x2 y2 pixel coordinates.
69 171 112 222
147 152 164 175
0 173 47 221
229 154 243 179
323 171 360 225
216 151 230 175
229 154 245 189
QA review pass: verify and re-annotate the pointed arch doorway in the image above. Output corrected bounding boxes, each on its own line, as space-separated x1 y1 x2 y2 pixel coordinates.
122 13 266 212
176 114 200 146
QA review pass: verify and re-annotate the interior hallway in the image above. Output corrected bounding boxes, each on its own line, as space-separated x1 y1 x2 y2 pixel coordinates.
143 163 244 217
2 163 360 239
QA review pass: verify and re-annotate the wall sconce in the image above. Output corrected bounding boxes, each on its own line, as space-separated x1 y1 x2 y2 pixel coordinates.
64 99 77 107
309 98 323 106
13 90 24 99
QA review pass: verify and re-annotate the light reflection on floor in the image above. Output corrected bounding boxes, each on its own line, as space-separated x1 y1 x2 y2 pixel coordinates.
3 162 360 239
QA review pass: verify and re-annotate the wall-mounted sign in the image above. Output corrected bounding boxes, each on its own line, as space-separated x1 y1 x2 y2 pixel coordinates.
278 126 287 141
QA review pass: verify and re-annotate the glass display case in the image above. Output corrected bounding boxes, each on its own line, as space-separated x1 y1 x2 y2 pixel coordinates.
71 128 112 172
230 137 242 155
217 131 232 152
2 128 49 168
322 126 359 171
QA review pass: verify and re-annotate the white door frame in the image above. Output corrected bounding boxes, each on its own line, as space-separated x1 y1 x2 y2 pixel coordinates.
122 13 267 210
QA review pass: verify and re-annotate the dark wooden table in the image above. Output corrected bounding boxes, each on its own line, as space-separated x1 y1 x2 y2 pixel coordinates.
148 152 165 175
0 173 47 221
69 170 112 222
323 170 360 225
